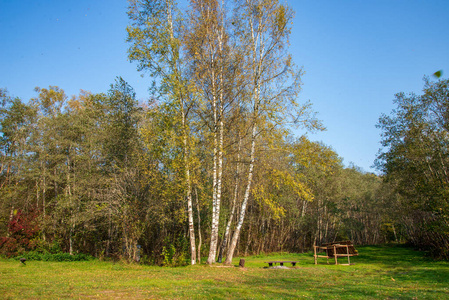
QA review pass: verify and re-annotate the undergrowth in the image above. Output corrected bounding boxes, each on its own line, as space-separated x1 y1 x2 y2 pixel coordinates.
13 251 94 262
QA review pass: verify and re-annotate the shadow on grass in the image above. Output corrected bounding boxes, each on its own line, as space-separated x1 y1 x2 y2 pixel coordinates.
237 271 380 299
348 244 449 285
231 244 449 299
357 244 435 266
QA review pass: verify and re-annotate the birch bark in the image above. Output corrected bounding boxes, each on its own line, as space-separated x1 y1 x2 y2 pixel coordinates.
166 1 197 265
217 137 241 263
202 0 225 265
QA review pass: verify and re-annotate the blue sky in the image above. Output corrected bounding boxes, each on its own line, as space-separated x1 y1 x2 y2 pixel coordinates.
1 0 449 173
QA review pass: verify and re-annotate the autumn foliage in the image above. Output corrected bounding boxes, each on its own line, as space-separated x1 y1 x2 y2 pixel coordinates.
0 209 39 257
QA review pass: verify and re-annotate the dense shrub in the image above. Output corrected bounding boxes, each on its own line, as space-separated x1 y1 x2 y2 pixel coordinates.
0 210 39 257
15 251 94 262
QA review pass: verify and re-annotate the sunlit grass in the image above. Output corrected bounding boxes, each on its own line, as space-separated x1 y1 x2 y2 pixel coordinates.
1 245 448 299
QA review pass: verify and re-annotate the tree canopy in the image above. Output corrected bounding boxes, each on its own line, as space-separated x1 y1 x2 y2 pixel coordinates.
377 78 449 259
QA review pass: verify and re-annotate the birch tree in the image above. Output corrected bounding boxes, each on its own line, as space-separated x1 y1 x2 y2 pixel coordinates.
127 0 198 264
224 0 320 264
184 0 230 264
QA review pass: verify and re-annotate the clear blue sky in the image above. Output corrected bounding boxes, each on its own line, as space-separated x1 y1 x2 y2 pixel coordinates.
1 0 449 173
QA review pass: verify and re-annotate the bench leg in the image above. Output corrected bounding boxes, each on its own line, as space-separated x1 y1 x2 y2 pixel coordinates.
291 262 296 266
280 262 284 266
268 263 273 267
347 245 350 265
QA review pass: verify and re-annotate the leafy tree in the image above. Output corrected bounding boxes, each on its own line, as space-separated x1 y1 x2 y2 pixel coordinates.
104 77 141 168
127 0 198 265
224 0 321 265
0 90 37 216
377 77 449 258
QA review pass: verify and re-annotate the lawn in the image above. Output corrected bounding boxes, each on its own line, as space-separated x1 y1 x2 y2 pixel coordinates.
1 245 448 299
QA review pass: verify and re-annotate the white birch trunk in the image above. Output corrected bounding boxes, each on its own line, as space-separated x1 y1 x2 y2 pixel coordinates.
218 138 241 262
207 2 225 263
224 0 267 263
195 188 202 263
207 77 219 264
225 126 257 264
184 116 196 265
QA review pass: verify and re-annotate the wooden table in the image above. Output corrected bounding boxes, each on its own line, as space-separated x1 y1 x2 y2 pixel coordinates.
314 242 358 265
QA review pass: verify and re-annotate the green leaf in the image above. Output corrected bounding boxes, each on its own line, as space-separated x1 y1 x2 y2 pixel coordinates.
433 70 443 78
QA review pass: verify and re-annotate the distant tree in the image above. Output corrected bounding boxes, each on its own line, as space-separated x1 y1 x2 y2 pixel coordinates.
0 90 37 239
104 77 140 168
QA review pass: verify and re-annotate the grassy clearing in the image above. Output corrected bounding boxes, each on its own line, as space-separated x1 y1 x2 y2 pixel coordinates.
1 245 448 299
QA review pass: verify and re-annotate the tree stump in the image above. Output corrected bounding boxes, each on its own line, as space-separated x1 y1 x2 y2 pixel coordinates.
239 259 245 268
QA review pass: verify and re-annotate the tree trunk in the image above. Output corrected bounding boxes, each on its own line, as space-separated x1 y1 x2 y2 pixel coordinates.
195 188 202 263
217 138 240 263
206 1 226 264
69 226 74 255
106 200 112 257
225 125 257 265
183 111 196 265
207 88 219 264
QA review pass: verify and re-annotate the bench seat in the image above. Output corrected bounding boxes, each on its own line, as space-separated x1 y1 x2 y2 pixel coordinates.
265 261 298 267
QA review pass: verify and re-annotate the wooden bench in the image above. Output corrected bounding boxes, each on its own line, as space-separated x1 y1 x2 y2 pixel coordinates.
265 261 298 267
314 241 358 265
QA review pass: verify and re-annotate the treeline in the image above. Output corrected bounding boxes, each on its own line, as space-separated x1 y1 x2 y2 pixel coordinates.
0 81 390 264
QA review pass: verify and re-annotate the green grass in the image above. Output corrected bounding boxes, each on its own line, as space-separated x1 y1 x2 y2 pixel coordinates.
1 245 448 299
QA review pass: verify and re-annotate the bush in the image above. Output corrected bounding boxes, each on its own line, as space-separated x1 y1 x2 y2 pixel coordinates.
0 237 19 258
162 244 176 266
0 209 40 257
14 251 94 262
161 236 188 267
